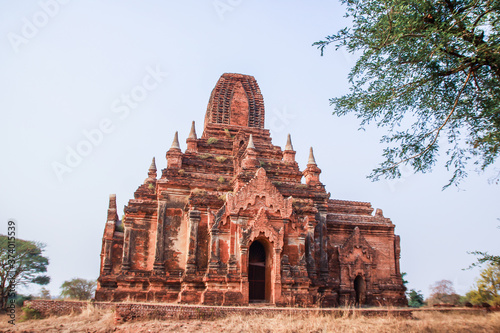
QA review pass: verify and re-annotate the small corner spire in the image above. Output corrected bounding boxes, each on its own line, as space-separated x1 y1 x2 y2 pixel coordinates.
285 134 293 151
188 121 197 140
109 194 117 209
308 147 317 165
170 131 180 150
107 194 118 223
247 134 255 149
149 157 157 172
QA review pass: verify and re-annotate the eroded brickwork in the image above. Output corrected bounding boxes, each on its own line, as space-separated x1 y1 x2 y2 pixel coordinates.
96 73 407 307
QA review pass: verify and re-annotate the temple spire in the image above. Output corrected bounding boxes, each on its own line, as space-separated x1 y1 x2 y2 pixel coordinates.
145 157 157 183
247 134 255 149
308 147 317 165
170 131 180 150
303 147 321 185
149 157 157 172
166 131 183 168
107 194 118 222
108 194 117 210
188 121 197 139
285 134 293 151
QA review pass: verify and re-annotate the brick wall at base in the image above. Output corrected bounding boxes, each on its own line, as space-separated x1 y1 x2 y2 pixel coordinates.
23 300 115 316
24 299 417 323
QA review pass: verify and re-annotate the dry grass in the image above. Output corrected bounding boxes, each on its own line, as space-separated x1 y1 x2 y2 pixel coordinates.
1 308 499 333
0 305 115 333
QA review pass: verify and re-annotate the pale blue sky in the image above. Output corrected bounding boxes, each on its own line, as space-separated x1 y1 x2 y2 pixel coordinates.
0 0 498 299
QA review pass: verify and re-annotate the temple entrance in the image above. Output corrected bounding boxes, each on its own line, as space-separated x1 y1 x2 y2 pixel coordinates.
248 241 266 301
354 275 366 306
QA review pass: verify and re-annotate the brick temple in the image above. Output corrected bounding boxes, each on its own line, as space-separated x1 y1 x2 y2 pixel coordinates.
96 73 406 307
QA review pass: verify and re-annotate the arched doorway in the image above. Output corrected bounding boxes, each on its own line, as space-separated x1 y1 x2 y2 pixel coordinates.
354 275 366 306
248 241 266 301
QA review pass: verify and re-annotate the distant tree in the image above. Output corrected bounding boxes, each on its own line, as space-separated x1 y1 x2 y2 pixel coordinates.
427 279 461 305
12 294 33 308
0 235 50 310
408 289 426 307
60 278 97 300
315 0 500 188
466 264 500 306
38 287 51 300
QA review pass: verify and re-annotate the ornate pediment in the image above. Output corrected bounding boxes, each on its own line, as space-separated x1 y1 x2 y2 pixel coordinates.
240 207 284 250
226 168 293 219
338 227 375 264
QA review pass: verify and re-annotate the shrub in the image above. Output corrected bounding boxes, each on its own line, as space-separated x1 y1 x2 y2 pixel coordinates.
407 289 425 308
215 156 227 163
218 176 225 184
207 137 218 145
115 221 124 232
20 305 42 321
200 153 212 159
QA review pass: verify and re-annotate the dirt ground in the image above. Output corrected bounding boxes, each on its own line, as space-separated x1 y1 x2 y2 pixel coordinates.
1 308 500 333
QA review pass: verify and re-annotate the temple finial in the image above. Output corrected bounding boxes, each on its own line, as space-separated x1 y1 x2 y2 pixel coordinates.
308 147 317 165
188 121 197 140
285 134 293 151
149 157 157 172
109 194 117 209
247 134 255 149
170 131 180 150
107 194 118 222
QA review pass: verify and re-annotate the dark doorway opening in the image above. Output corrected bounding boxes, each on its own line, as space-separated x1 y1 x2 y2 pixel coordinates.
249 241 266 301
354 275 366 306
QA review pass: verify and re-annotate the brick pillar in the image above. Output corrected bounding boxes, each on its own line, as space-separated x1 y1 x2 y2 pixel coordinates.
240 246 248 277
102 194 118 273
273 247 282 304
154 202 167 272
208 230 220 273
103 238 113 272
240 247 249 304
122 220 133 271
394 235 401 276
297 234 308 277
318 213 329 277
186 208 201 274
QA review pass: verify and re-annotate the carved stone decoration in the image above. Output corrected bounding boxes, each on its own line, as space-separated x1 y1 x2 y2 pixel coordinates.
240 207 284 251
226 168 293 220
338 227 376 269
337 227 377 305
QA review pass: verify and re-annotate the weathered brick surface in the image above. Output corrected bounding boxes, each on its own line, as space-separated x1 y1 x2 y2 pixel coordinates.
96 73 407 307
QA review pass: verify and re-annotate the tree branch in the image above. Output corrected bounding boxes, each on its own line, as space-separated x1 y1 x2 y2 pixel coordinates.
382 68 474 171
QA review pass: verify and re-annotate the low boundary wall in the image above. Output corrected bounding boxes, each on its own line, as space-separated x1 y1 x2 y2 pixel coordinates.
23 300 486 323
